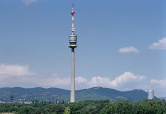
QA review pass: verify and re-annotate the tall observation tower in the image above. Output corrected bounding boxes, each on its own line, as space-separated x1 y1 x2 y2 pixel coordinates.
68 3 77 103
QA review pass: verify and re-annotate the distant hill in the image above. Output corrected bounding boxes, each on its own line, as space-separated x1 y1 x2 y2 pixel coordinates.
0 87 156 103
159 97 166 100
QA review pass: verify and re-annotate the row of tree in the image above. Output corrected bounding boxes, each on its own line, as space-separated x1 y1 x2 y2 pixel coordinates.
0 99 166 114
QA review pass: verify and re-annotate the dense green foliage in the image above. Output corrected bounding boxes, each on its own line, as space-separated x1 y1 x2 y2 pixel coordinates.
0 99 166 114
0 87 152 103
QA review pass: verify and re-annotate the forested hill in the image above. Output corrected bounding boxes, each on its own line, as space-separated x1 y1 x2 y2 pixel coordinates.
0 87 154 103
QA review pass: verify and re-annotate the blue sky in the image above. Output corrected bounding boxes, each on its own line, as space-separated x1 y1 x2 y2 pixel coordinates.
0 0 166 97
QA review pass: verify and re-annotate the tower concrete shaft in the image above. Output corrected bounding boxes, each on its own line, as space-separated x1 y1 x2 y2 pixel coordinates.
70 48 75 102
68 3 77 103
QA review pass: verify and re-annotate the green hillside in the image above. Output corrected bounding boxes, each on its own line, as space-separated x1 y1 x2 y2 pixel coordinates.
76 87 150 102
0 87 154 103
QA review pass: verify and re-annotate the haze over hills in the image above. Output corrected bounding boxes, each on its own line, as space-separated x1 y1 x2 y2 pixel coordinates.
0 87 156 103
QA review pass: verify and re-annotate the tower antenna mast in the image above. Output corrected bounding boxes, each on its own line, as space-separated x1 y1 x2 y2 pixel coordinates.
68 3 77 103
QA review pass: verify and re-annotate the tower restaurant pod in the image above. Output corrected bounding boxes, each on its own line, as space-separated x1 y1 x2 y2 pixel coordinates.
69 34 77 48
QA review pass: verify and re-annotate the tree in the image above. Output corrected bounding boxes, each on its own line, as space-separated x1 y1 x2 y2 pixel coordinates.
10 95 14 103
18 106 36 114
64 107 70 114
101 101 134 114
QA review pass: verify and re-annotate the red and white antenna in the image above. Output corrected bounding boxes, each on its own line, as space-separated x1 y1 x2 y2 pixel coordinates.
71 3 75 33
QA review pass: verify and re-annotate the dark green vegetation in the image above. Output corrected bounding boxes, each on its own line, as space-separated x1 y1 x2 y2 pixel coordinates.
0 99 166 114
0 87 154 103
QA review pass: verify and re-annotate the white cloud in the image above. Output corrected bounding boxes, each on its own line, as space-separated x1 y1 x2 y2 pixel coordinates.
111 72 145 87
0 65 146 90
89 76 111 87
39 76 70 88
41 76 87 88
149 38 166 50
150 79 166 97
0 64 33 79
88 72 146 89
75 77 87 84
118 46 140 54
38 76 88 89
1 64 165 96
151 79 166 87
22 0 38 5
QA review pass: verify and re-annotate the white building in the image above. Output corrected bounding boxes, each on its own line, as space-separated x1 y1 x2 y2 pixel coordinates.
148 90 154 99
